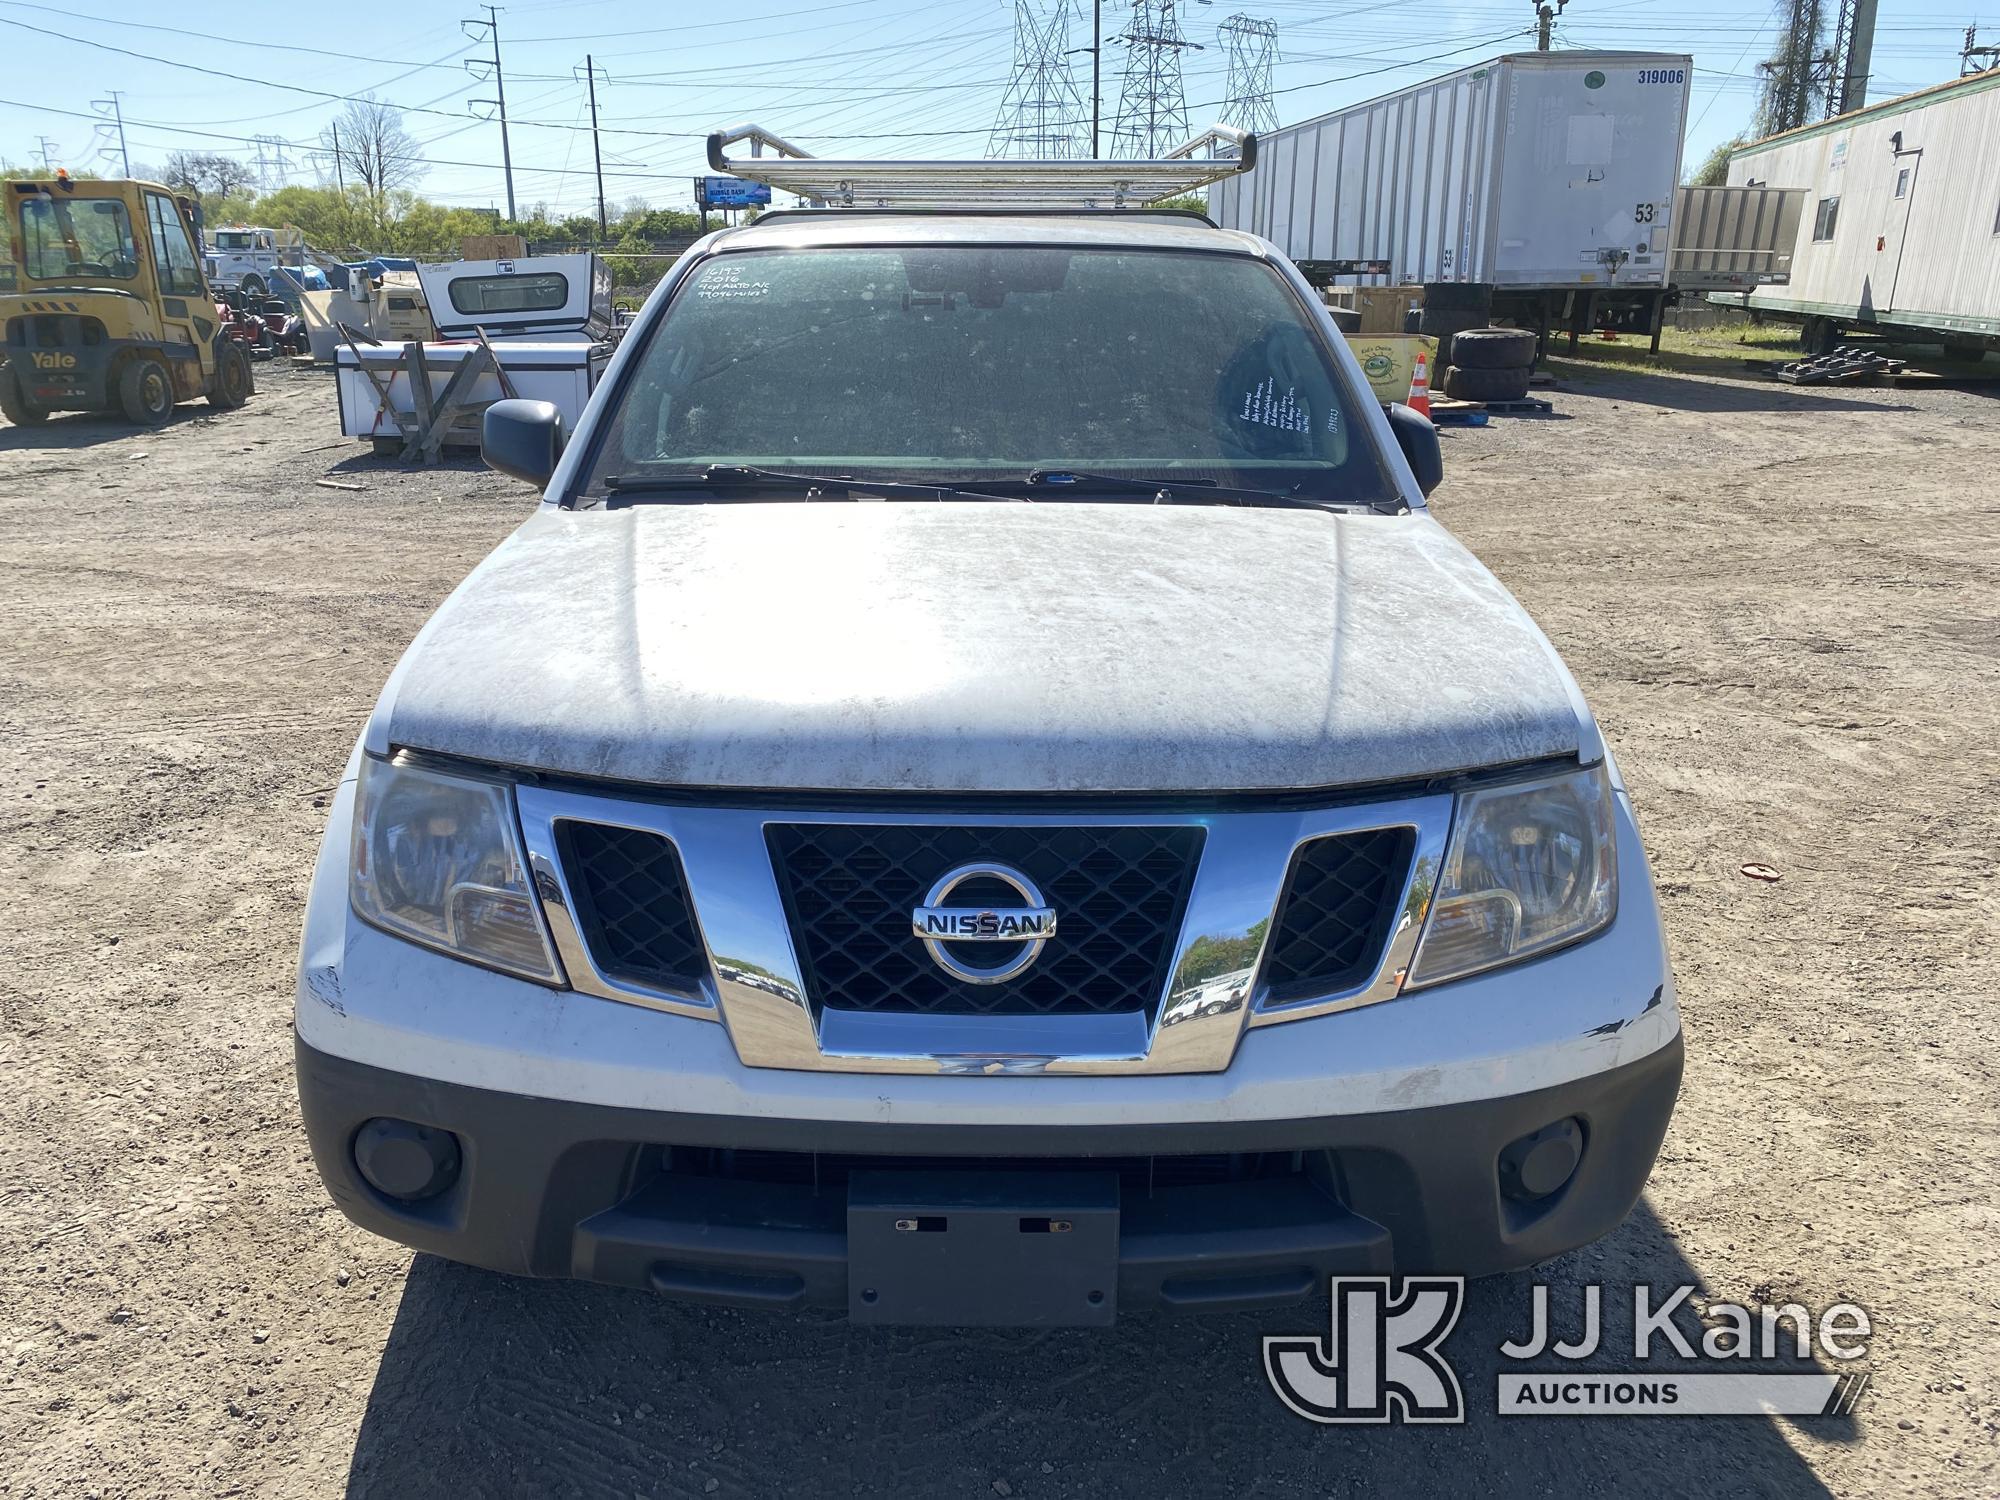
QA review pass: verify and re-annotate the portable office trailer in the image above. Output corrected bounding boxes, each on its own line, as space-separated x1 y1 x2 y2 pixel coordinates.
1210 51 1692 345
1724 69 2000 355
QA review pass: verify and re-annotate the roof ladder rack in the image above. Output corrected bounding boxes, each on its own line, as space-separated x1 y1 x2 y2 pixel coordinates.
704 123 1258 210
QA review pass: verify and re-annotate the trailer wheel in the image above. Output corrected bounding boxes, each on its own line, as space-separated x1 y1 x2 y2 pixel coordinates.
118 356 176 426
1441 363 1533 402
1942 337 1985 363
1798 317 1840 357
209 341 253 410
1445 328 1538 371
240 274 267 299
0 367 50 426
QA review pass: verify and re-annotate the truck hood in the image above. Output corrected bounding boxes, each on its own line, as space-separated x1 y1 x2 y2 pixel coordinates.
373 502 1586 793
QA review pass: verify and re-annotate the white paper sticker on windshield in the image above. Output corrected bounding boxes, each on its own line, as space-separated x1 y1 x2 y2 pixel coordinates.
1241 378 1310 433
697 265 771 301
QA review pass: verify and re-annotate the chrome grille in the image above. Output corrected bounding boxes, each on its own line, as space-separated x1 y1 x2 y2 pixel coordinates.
557 821 712 994
766 823 1204 1019
1260 827 1416 1002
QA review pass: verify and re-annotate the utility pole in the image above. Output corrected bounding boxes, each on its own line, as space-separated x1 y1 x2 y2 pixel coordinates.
464 5 517 221
1092 0 1102 157
92 91 130 176
1532 0 1568 51
576 55 609 236
331 121 346 193
35 136 58 172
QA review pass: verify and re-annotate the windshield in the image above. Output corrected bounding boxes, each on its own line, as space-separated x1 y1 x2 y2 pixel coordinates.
214 231 254 251
18 195 139 281
584 245 1395 506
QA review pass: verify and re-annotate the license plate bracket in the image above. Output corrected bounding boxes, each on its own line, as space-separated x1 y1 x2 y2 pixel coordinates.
847 1170 1119 1326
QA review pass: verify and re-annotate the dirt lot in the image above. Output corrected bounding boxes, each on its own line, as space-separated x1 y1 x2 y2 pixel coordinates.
1 357 1995 1498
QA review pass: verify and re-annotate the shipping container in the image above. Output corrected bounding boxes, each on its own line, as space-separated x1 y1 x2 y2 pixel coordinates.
1210 51 1692 295
1723 69 2000 355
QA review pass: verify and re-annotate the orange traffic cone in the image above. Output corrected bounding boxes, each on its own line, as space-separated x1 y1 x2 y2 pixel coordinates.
1406 350 1433 418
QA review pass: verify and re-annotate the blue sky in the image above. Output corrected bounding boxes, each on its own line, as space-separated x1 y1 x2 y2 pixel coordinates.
0 0 1983 215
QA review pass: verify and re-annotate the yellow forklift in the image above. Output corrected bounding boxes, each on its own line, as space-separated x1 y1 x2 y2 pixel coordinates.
1 172 253 427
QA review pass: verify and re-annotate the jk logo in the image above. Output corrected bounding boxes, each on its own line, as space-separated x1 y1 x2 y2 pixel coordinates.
1264 1277 1467 1424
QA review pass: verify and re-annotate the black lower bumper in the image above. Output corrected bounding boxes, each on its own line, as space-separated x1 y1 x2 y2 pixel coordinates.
295 1031 1682 1320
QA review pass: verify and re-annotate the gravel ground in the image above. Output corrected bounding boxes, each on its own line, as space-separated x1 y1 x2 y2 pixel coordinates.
0 359 1995 1498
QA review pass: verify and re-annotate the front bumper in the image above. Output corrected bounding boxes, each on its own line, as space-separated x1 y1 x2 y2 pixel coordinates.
297 1028 1682 1315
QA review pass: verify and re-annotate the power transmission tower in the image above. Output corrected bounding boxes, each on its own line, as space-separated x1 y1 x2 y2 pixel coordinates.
252 135 295 191
1825 0 1878 115
576 55 611 234
1963 24 2000 75
464 5 517 221
1755 0 1833 137
990 1 1089 158
1218 15 1278 134
1110 0 1200 158
91 92 130 176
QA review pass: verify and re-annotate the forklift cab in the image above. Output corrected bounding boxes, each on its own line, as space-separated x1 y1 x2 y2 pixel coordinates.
1 173 251 426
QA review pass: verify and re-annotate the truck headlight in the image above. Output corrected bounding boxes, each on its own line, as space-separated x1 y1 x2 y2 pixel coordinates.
349 757 561 984
1406 764 1617 989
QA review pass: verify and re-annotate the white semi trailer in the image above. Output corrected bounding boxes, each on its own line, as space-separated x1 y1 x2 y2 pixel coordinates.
1209 50 1693 351
1723 68 2000 357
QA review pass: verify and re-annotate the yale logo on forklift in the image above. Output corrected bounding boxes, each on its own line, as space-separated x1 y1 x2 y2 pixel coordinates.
29 352 79 371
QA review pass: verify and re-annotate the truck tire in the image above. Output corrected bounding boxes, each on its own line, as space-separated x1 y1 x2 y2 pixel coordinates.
1441 363 1533 403
118 356 176 426
1942 337 1986 363
0 367 50 426
1418 309 1483 366
209 341 253 409
1446 328 1538 371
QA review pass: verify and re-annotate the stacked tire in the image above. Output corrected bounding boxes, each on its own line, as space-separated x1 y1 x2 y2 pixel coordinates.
1439 328 1538 403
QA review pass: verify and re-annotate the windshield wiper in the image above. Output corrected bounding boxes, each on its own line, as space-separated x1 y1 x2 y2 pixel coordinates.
1024 469 1388 513
602 465 1027 505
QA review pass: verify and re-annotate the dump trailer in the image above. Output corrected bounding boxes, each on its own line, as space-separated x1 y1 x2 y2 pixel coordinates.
1209 50 1692 349
1723 69 2000 357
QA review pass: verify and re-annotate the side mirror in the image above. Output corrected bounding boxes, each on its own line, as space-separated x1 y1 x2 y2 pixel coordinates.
482 398 565 486
1385 401 1442 497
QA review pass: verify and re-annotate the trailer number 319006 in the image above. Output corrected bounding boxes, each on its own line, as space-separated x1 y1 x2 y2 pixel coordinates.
1637 68 1686 84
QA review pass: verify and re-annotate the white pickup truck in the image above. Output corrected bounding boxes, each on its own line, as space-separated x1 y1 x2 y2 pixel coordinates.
295 185 1682 1327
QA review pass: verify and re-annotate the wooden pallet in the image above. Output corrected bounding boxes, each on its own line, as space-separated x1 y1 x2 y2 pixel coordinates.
1426 398 1489 426
1481 396 1555 415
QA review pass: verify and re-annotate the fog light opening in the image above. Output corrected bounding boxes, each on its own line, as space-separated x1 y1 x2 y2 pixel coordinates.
1498 1117 1582 1204
353 1117 462 1202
